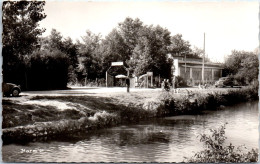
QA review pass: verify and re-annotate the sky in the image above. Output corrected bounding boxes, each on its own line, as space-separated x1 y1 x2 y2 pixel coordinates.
39 1 259 63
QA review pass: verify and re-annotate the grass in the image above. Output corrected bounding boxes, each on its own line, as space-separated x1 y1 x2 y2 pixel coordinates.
2 95 123 129
158 85 259 116
2 85 258 142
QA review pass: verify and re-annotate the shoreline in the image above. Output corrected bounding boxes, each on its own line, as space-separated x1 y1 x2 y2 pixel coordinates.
2 85 258 143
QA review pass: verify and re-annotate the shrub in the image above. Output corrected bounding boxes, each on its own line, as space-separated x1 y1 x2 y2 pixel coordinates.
120 103 154 122
185 123 258 163
176 76 187 87
158 85 258 117
28 49 69 90
225 85 258 105
157 91 201 116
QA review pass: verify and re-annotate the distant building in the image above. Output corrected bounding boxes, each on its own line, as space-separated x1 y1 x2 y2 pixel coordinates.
172 56 223 85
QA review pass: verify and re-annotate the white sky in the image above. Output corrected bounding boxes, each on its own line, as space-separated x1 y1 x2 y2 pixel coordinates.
39 1 259 63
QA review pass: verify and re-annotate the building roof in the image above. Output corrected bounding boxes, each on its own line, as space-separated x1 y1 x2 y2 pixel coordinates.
174 58 223 69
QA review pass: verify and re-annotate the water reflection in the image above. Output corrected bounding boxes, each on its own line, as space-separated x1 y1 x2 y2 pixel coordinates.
3 101 258 162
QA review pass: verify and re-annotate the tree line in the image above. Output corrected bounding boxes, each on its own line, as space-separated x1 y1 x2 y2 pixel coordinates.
2 1 258 90
223 50 258 86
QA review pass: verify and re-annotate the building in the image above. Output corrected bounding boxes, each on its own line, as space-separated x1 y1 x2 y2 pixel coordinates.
172 56 223 86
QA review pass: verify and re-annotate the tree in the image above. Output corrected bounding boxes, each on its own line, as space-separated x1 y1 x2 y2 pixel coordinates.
126 25 172 77
77 30 102 80
149 25 172 77
44 29 64 51
223 50 258 85
235 53 258 84
98 28 130 77
2 1 46 86
191 46 203 58
28 49 69 90
62 37 78 68
118 17 144 59
3 1 46 58
38 29 79 85
128 32 153 76
168 34 191 57
40 29 79 68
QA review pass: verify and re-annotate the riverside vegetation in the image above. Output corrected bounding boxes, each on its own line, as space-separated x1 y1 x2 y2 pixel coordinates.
3 85 259 162
185 123 258 163
3 85 258 142
158 84 258 116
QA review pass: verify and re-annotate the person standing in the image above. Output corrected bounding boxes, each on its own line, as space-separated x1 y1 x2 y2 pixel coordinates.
166 79 170 91
172 75 176 92
161 79 166 91
172 76 175 88
126 77 130 93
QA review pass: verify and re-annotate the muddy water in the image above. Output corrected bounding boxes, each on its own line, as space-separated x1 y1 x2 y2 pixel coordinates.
3 101 258 162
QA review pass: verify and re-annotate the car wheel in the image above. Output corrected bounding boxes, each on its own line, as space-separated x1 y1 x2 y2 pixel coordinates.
12 89 20 97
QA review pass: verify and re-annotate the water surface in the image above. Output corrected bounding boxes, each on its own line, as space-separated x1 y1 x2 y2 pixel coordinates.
3 101 258 162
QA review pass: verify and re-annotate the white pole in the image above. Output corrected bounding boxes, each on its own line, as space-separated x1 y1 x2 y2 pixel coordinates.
202 33 205 85
106 71 108 87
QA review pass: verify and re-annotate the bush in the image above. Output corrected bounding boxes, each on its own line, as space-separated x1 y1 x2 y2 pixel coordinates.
27 49 69 90
176 76 187 87
158 85 258 117
120 103 154 122
185 123 258 163
157 92 200 116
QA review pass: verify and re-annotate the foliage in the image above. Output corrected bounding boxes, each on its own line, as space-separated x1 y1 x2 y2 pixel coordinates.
101 17 172 78
127 25 172 77
118 17 143 56
225 85 259 103
186 124 258 163
157 91 199 116
158 85 258 117
2 1 46 85
99 28 129 76
41 29 78 69
191 46 211 62
120 103 152 122
4 8 258 90
27 49 69 90
2 1 46 58
41 29 64 51
223 50 259 85
77 30 103 80
168 34 191 57
175 76 187 87
38 29 81 86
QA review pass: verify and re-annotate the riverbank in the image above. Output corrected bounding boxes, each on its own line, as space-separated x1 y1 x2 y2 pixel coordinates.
2 85 258 142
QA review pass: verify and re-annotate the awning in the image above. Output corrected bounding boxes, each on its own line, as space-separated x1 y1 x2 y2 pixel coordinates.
115 74 128 78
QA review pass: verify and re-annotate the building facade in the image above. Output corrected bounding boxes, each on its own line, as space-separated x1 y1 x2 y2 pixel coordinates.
172 57 223 85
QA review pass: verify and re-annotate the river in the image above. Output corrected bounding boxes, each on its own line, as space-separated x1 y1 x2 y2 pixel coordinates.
2 101 258 162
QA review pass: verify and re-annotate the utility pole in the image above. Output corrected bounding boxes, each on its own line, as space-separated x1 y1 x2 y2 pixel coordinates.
202 33 205 85
185 53 187 73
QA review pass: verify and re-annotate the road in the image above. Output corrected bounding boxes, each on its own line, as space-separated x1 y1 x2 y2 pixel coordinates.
20 87 163 96
18 86 239 97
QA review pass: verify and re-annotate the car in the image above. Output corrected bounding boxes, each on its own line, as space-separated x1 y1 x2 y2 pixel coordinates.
215 77 234 88
2 83 21 97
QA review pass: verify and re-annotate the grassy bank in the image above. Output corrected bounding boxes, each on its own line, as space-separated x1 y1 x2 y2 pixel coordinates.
2 95 156 142
2 85 258 142
158 85 258 116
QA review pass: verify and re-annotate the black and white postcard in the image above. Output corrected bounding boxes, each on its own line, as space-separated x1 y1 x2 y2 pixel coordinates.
2 1 259 162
